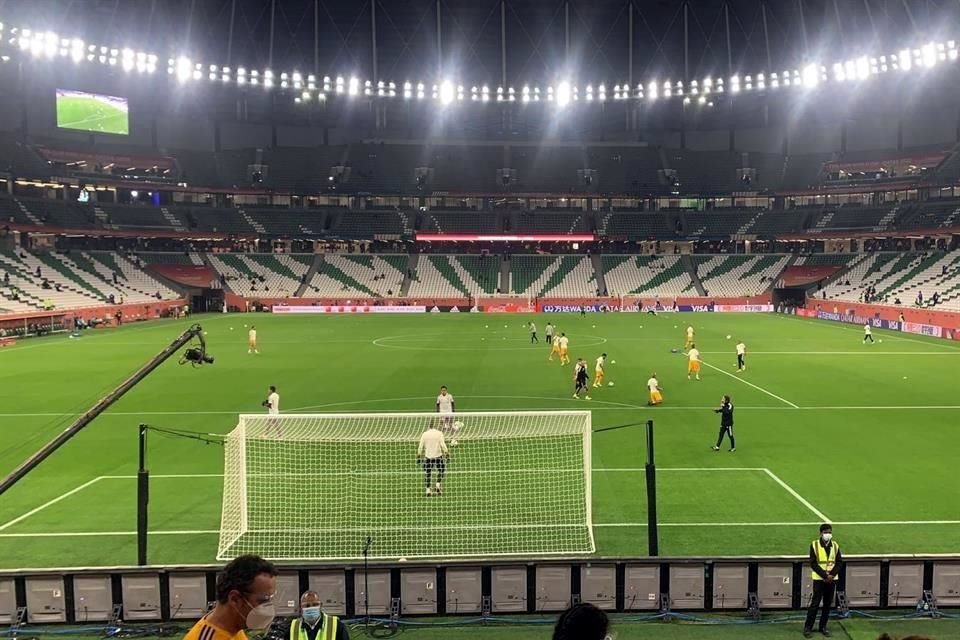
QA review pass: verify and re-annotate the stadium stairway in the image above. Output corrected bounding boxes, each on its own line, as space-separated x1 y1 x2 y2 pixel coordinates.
682 255 707 295
34 253 106 300
509 255 595 298
694 255 790 297
590 254 608 294
318 255 407 297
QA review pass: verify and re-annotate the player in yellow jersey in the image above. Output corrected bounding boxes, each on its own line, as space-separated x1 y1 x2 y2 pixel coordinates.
248 325 259 354
548 329 562 361
687 344 701 380
684 325 695 350
593 353 607 387
557 333 571 365
647 374 663 405
183 555 278 640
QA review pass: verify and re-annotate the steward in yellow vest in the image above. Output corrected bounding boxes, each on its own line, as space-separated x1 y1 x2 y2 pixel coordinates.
291 591 348 640
803 524 843 638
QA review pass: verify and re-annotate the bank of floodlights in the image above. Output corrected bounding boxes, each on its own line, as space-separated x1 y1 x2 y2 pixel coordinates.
0 21 956 108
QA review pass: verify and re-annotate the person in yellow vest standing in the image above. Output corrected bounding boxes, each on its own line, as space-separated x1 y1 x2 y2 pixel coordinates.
289 591 349 640
804 523 843 638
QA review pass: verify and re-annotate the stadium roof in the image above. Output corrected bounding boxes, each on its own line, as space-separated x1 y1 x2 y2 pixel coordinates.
2 0 958 88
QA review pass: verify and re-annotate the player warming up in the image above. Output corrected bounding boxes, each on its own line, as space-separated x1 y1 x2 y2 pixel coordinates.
573 358 591 400
647 374 663 406
436 385 458 445
735 340 747 372
558 333 571 365
545 322 555 344
417 421 449 496
684 325 695 350
863 323 875 344
529 322 538 343
248 325 259 354
593 353 607 387
687 344 701 380
712 395 736 452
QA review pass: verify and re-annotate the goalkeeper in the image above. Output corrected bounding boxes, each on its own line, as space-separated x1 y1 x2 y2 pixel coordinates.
417 421 449 497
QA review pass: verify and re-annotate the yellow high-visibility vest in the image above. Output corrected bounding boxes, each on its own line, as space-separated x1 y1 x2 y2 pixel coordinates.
290 614 339 640
811 540 839 581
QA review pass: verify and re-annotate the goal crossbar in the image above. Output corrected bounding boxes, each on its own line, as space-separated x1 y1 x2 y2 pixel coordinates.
217 411 594 561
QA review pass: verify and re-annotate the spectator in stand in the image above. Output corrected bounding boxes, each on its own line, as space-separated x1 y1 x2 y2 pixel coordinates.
552 603 610 640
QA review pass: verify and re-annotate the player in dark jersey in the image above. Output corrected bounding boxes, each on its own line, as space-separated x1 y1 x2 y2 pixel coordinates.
572 358 591 400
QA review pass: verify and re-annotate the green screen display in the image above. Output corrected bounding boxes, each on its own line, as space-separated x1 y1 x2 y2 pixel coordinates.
56 89 129 135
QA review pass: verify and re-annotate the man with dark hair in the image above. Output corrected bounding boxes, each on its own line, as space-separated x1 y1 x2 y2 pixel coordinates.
183 554 278 640
552 602 610 640
804 523 843 638
712 395 736 452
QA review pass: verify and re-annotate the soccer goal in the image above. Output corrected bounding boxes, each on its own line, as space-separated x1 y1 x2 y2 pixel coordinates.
216 411 594 561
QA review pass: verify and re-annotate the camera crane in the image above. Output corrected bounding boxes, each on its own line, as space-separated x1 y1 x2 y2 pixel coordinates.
0 323 212 497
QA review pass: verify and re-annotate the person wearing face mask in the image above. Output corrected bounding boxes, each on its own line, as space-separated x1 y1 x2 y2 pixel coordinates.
288 591 348 640
183 554 278 640
804 524 843 638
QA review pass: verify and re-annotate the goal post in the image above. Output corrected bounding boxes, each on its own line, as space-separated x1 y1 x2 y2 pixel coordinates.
216 411 594 561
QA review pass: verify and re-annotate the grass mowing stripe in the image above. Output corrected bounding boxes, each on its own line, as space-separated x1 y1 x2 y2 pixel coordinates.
697 358 800 408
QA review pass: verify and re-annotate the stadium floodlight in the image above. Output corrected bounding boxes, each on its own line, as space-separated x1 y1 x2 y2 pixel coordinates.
302 90 311 101
556 80 571 107
683 96 691 104
898 49 911 71
70 39 84 63
176 56 192 82
833 62 845 81
802 63 819 88
215 411 595 561
698 95 706 105
855 56 869 79
348 76 359 96
122 49 135 72
922 43 937 68
648 81 658 100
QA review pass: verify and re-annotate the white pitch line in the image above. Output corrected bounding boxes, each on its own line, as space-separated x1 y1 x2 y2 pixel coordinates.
762 468 830 522
698 351 960 355
0 476 105 531
697 359 800 408
6 520 960 538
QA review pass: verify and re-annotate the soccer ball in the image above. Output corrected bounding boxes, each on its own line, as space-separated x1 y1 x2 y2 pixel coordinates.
607 382 615 387
726 335 731 339
611 360 616 364
452 421 463 432
504 324 508 328
230 327 234 331
592 324 596 328
879 339 883 343
485 325 489 328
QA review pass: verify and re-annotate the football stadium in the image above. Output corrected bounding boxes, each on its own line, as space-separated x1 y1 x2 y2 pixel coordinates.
0 0 959 638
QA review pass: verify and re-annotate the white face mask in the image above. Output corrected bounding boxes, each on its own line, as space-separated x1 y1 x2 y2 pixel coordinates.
821 533 833 543
242 600 276 631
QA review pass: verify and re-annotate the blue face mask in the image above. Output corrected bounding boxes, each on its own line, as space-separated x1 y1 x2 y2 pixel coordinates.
302 606 322 626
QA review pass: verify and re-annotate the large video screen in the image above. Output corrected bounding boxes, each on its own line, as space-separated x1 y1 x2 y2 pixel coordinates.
56 89 129 135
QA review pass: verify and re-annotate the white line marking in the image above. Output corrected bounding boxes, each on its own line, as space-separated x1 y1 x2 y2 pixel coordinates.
762 468 830 522
698 359 800 408
0 476 105 531
784 314 960 351
698 351 960 355
6 520 960 538
597 467 764 472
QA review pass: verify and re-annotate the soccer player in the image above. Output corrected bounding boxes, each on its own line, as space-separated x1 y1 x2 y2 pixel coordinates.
558 333 571 365
593 353 607 387
264 385 280 414
436 385 457 444
183 555 278 640
248 325 259 354
417 421 449 496
573 358 591 400
684 325 695 350
735 340 747 372
545 322 555 344
548 333 562 361
863 323 875 344
687 344 701 380
712 395 735 451
529 321 538 343
647 374 663 406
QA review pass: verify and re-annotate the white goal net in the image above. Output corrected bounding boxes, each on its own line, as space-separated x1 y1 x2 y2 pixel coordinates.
216 411 594 561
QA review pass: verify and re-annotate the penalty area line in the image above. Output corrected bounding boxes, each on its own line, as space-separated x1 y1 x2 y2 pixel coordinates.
698 359 800 408
0 476 105 531
762 468 830 523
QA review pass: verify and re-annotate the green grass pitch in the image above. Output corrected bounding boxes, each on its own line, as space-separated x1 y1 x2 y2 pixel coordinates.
0 312 958 569
56 95 129 135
